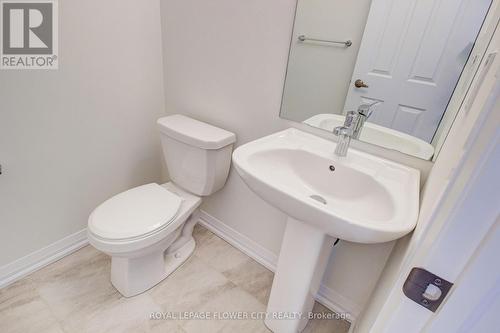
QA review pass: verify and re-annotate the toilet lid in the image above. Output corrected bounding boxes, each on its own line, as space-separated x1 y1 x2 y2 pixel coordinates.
88 183 182 240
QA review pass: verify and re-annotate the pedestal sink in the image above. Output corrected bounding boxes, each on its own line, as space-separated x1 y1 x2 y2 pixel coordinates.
232 128 420 333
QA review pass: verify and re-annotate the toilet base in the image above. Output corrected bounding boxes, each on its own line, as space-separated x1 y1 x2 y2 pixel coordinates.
88 183 202 298
110 236 196 297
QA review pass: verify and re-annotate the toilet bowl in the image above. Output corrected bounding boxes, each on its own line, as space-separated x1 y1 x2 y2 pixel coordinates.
87 115 236 297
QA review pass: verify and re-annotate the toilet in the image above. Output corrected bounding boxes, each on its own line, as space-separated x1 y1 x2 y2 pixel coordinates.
87 114 236 297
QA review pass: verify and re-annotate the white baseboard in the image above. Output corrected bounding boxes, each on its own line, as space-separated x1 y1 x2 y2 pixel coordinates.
198 210 278 272
198 210 361 321
316 284 362 322
0 229 89 289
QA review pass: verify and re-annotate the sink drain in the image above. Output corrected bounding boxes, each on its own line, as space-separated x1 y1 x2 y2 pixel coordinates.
310 194 327 205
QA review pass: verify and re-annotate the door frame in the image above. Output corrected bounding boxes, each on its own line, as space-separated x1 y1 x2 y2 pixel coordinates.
432 0 499 159
354 5 500 331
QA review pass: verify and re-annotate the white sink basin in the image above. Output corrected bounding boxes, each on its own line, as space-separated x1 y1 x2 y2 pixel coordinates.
233 128 420 244
304 113 435 160
233 128 420 333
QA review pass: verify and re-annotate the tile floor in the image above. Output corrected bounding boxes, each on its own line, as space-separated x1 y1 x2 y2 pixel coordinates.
0 225 350 333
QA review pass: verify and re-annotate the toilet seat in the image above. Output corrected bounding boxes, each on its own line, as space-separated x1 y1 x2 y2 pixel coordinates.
88 183 182 241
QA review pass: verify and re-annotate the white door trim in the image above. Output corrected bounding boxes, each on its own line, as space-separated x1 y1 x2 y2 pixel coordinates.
359 15 500 331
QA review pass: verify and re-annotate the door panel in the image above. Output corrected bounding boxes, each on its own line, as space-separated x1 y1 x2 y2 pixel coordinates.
344 0 491 142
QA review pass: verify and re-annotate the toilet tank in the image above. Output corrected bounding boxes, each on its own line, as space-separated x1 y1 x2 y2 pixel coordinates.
157 115 236 196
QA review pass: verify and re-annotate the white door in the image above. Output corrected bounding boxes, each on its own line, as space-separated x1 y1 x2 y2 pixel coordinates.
343 0 491 142
357 22 500 331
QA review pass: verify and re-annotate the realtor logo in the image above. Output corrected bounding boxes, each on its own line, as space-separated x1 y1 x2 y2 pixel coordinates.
1 0 58 69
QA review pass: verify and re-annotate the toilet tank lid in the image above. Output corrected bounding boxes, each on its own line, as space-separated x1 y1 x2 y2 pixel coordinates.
157 115 236 150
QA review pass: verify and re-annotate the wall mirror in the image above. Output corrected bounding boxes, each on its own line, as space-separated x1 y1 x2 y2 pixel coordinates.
280 0 492 161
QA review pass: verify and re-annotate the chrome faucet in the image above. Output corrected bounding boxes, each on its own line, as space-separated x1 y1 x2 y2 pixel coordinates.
352 101 379 139
333 101 380 157
333 111 356 157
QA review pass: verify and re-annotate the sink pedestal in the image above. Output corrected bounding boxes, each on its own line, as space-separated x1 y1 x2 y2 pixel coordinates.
265 217 335 333
233 128 420 331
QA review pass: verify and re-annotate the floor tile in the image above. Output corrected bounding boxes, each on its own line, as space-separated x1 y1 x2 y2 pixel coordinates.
32 246 121 324
0 279 63 333
193 225 250 273
222 257 274 305
303 302 351 333
60 293 161 333
0 225 350 333
181 287 270 333
150 254 236 314
0 278 38 311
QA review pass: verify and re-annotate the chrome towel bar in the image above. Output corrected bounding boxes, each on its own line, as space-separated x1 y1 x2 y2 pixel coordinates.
298 34 352 47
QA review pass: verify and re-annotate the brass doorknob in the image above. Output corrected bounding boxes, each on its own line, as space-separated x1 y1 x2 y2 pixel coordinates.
354 79 369 88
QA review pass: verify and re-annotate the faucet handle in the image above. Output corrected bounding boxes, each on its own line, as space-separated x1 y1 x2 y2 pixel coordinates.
358 101 380 117
333 125 350 137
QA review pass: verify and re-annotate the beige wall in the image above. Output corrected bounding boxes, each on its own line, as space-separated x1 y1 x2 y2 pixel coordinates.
160 0 397 316
0 0 165 266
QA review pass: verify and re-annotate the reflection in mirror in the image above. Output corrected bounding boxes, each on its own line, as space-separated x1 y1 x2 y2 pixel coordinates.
280 0 492 160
